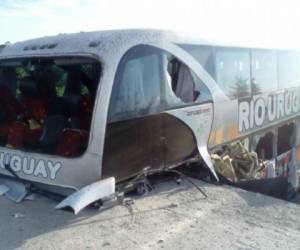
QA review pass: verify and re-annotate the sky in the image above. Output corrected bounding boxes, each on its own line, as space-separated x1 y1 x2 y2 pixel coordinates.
1 0 300 49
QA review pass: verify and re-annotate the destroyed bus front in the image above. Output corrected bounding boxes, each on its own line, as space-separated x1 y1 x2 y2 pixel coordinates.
0 56 102 194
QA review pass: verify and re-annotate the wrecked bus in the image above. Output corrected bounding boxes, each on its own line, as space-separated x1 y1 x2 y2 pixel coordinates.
0 30 299 204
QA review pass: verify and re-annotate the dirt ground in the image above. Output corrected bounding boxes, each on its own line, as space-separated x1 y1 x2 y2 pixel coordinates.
0 179 300 250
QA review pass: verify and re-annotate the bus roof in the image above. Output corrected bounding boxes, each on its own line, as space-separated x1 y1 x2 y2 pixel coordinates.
0 29 299 59
0 29 174 58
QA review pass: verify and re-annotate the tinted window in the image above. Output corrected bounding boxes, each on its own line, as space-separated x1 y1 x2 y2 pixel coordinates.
251 49 277 94
109 47 162 122
216 47 251 99
278 51 298 89
178 44 215 78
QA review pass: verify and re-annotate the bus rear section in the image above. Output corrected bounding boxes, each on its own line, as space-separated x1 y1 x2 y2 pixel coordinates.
180 43 300 197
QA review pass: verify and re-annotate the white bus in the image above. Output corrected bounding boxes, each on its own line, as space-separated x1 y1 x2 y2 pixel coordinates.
0 30 299 208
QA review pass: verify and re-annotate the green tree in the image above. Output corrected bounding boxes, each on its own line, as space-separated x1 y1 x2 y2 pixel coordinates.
230 77 250 99
251 78 262 96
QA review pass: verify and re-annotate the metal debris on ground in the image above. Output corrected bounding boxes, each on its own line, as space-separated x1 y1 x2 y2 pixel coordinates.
0 184 10 196
0 178 28 203
56 177 115 215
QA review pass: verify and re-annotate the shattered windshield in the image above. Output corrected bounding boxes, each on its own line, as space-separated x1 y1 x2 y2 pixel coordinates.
0 57 101 157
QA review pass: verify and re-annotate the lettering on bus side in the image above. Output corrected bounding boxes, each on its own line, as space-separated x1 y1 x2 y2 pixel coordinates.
239 89 300 132
0 152 62 180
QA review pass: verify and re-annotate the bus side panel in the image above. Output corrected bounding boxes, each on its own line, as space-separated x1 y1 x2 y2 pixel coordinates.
102 112 199 182
161 113 197 166
102 114 164 181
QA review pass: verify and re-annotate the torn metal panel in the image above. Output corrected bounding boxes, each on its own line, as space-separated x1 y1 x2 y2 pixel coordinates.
165 103 219 181
199 145 219 181
56 177 115 214
211 154 237 182
0 178 28 202
0 184 10 196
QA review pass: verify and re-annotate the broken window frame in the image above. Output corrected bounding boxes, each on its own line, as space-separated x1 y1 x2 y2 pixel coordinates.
0 55 102 158
108 45 213 123
275 121 296 177
250 128 276 160
277 121 296 156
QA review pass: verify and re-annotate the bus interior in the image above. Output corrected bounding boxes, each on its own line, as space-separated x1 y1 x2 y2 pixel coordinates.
0 57 101 157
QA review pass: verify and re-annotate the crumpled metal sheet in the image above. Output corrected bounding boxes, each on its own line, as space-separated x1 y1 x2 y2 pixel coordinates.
56 177 115 214
0 178 28 202
165 103 219 181
0 184 10 196
211 154 238 182
211 142 267 182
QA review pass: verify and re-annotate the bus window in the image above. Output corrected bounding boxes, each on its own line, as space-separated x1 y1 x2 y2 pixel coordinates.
215 47 251 99
167 57 212 105
109 47 162 122
177 44 215 79
277 51 298 90
251 49 277 94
